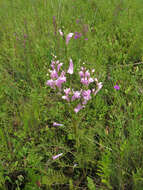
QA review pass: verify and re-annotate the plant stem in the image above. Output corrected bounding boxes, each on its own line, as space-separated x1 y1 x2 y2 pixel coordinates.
72 116 79 149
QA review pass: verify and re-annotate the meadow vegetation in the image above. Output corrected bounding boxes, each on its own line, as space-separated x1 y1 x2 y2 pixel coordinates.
0 0 143 189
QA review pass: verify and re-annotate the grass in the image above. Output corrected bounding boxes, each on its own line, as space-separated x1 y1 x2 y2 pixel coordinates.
0 0 143 189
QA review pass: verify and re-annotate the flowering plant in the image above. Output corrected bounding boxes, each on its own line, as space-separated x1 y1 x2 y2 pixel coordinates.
46 55 103 147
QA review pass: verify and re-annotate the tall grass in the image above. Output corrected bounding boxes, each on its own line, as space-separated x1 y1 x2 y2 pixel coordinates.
0 0 143 189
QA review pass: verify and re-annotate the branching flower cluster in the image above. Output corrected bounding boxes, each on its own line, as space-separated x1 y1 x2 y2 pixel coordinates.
46 56 103 113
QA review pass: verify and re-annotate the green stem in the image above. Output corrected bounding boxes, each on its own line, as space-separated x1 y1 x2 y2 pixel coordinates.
72 117 79 149
67 103 81 149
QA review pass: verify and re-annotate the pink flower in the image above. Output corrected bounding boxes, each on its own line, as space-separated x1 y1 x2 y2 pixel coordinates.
55 76 66 89
57 63 63 72
94 82 103 95
85 70 90 77
53 122 63 127
62 88 71 101
74 104 83 113
72 91 81 101
114 85 120 90
81 77 89 85
66 33 74 44
51 61 55 69
82 90 91 101
88 77 94 83
56 60 59 64
52 153 63 160
62 95 70 101
60 71 66 77
64 88 71 95
46 79 55 89
46 56 103 114
94 78 98 82
79 67 94 86
59 29 63 36
50 69 58 79
79 71 84 77
98 82 103 90
67 59 73 74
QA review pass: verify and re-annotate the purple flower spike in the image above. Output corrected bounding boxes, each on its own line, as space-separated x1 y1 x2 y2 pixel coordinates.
66 33 74 44
114 85 120 90
53 122 63 127
52 153 63 160
53 16 57 35
67 59 73 74
84 38 88 40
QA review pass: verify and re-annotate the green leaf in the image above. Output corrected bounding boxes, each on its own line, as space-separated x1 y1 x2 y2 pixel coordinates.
67 133 75 140
42 176 49 185
87 176 96 190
